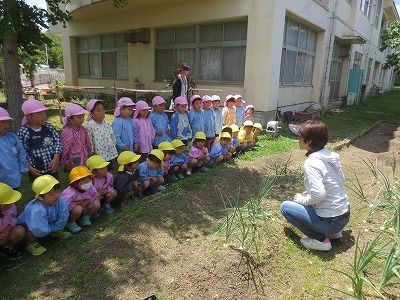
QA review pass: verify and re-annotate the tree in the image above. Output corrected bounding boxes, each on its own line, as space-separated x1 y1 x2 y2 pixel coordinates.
380 19 400 74
0 0 70 132
46 33 63 68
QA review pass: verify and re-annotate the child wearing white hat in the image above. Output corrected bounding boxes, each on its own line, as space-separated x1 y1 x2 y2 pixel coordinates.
60 103 91 172
112 97 138 153
0 107 28 189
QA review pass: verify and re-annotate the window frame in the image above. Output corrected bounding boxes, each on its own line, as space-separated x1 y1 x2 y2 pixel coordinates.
76 33 128 80
360 0 371 18
154 20 248 84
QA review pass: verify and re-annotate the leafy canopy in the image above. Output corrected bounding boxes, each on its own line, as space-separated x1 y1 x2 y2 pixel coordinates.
380 19 400 73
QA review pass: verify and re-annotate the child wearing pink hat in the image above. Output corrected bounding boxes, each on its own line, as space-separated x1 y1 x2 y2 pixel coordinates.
85 99 118 170
188 95 205 139
133 100 155 163
112 97 138 153
245 105 255 122
149 96 172 147
170 96 192 145
60 103 91 172
17 99 62 181
202 95 215 151
212 95 223 138
0 107 28 189
222 95 236 126
234 95 245 127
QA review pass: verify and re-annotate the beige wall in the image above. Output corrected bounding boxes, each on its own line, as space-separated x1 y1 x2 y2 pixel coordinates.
59 0 398 123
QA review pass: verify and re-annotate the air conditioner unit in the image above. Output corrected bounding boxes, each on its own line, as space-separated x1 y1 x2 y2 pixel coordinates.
124 29 150 44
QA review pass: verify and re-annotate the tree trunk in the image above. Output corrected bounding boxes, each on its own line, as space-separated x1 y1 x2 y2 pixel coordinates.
2 0 24 133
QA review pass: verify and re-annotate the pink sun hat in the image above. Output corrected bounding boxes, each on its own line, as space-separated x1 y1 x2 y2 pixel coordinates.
152 96 166 106
173 96 187 111
202 95 211 102
85 99 103 121
190 94 201 110
224 95 235 107
133 100 152 118
0 107 13 121
21 99 49 126
211 95 221 101
114 97 135 117
64 103 88 125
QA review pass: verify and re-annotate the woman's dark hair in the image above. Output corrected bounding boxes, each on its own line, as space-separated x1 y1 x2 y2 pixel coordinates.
179 63 190 72
299 120 328 150
148 154 161 164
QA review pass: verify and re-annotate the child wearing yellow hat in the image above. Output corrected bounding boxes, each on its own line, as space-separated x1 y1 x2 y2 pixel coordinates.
114 151 142 208
0 183 26 259
188 132 210 175
252 123 263 144
17 175 70 256
86 155 117 214
158 142 175 177
170 139 189 179
60 166 101 232
138 149 165 195
238 120 255 151
209 132 233 167
229 124 241 154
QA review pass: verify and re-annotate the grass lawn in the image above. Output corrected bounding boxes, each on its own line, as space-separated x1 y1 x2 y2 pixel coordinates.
1 90 400 299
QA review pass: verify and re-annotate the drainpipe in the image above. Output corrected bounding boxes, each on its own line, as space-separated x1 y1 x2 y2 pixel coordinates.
320 0 339 112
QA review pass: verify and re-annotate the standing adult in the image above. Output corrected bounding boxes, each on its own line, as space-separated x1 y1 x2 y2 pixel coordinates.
172 63 190 101
280 120 350 251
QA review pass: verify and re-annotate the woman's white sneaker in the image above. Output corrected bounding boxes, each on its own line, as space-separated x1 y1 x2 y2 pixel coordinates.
300 237 332 251
327 231 343 239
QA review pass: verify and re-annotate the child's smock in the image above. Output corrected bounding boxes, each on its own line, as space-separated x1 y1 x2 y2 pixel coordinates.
114 171 139 195
133 118 155 154
213 108 223 135
188 110 205 137
235 106 245 127
17 122 62 174
170 153 189 167
138 161 164 181
86 119 118 162
188 146 209 167
17 199 69 238
238 130 254 143
222 107 236 126
112 117 138 153
60 125 91 169
0 132 28 188
170 112 192 140
202 108 215 139
93 173 114 193
232 137 241 148
209 143 230 166
0 205 18 232
60 186 100 211
149 112 171 146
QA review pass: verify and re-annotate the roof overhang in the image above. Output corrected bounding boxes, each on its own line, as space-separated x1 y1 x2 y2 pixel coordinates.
336 35 367 44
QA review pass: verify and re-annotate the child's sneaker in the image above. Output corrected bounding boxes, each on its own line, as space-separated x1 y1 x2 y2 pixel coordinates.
102 204 115 214
26 241 47 256
170 174 179 182
186 168 192 176
300 237 332 251
0 246 23 260
157 185 167 191
176 173 185 180
200 166 209 172
80 215 92 226
50 230 72 239
65 221 82 233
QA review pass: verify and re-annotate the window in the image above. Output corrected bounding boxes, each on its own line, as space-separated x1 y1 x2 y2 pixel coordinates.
77 34 128 79
280 17 317 85
155 20 247 83
374 0 382 28
366 58 373 83
329 42 349 99
360 0 371 18
353 51 362 69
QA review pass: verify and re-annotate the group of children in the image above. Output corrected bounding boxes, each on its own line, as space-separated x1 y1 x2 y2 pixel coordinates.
0 94 264 259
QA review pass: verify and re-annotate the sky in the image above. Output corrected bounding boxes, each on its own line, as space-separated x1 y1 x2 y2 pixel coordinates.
23 0 400 17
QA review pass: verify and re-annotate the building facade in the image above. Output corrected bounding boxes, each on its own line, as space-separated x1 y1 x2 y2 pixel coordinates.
56 0 399 123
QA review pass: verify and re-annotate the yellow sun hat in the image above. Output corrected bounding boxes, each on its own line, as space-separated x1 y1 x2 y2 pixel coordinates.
32 175 59 196
230 124 240 132
220 132 232 139
69 166 94 184
253 123 263 130
194 131 206 140
171 139 185 149
0 182 21 205
117 151 141 172
86 155 110 171
158 141 175 151
149 149 164 162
